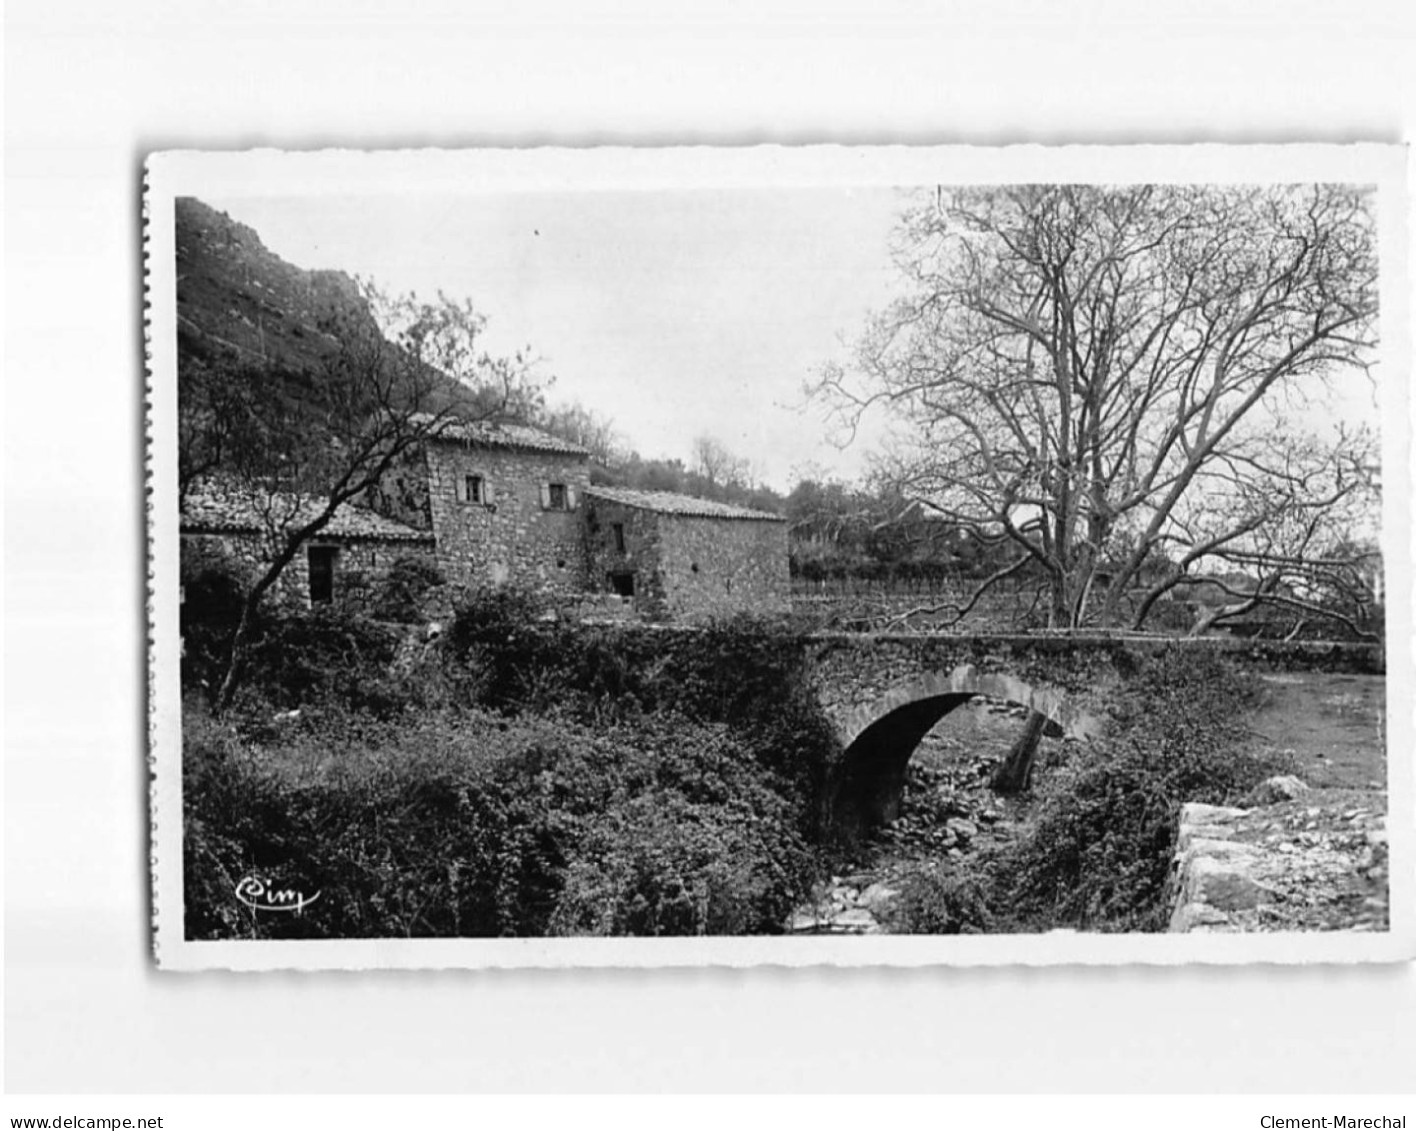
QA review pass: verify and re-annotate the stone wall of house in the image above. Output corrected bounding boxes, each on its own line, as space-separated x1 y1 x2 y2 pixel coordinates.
581 498 670 616
180 532 307 610
179 531 435 614
312 539 435 614
581 501 790 622
658 516 791 621
364 444 434 532
423 441 591 597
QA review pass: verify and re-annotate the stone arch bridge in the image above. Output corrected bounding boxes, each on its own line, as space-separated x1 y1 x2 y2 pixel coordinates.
804 632 1382 839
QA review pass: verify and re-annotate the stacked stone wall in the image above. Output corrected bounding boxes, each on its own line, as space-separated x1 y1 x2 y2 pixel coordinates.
657 517 790 621
582 501 791 623
179 531 436 614
582 499 670 616
424 441 591 598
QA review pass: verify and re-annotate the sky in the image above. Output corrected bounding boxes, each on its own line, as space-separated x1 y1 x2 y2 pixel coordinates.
203 184 1382 496
205 188 909 490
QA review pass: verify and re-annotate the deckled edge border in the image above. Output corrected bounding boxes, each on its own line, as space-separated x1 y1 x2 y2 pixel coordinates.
142 144 1416 971
143 158 158 963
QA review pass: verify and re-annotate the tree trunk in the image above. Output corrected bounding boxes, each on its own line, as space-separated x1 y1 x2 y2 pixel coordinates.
1047 575 1071 630
990 708 1048 795
214 593 260 714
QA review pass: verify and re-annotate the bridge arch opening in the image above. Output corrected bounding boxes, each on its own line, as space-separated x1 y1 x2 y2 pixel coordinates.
829 666 1097 841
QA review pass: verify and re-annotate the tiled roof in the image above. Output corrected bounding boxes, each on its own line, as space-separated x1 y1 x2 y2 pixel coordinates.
181 482 434 543
414 413 590 457
584 486 786 522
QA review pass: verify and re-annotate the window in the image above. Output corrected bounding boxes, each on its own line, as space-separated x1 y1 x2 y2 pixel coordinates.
456 474 487 505
308 545 337 605
608 571 635 598
612 522 626 553
539 483 576 511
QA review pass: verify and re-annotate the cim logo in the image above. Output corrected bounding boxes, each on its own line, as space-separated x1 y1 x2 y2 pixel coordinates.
234 874 322 915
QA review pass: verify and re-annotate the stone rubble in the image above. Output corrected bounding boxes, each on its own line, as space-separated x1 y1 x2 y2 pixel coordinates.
1168 778 1389 933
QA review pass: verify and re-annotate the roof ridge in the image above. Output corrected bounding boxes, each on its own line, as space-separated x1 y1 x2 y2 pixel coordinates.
412 412 590 457
584 484 785 521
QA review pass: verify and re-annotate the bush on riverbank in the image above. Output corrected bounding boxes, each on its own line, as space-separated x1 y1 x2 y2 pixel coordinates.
443 587 837 840
184 705 818 939
989 649 1292 931
182 590 832 939
878 865 994 934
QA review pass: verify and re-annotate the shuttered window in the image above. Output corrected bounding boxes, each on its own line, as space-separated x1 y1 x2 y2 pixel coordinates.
456 474 488 505
541 483 575 511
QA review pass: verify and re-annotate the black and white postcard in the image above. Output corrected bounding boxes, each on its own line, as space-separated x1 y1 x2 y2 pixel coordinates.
145 145 1413 969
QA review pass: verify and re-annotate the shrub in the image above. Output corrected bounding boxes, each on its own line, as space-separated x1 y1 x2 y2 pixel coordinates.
991 648 1289 931
372 554 446 624
184 591 839 940
879 865 993 934
443 598 838 841
237 610 415 717
182 704 820 940
549 792 812 936
180 553 251 693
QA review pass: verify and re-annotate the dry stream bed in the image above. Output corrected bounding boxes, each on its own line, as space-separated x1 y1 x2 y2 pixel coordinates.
791 672 1388 935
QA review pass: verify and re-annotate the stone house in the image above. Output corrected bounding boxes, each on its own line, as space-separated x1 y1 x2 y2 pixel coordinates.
371 416 595 597
183 419 792 624
179 480 435 613
581 486 790 622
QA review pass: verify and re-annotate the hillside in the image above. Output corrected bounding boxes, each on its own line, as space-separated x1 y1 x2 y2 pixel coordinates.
175 197 495 470
175 197 375 377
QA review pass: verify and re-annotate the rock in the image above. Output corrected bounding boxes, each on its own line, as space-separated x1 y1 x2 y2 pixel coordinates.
858 883 901 913
1170 901 1233 931
1187 858 1278 912
1177 822 1238 851
1180 802 1248 824
831 908 880 931
946 818 979 843
788 912 822 933
1180 837 1259 863
1243 775 1311 807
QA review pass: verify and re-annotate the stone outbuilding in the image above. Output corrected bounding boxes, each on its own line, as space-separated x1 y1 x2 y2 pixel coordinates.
180 480 435 612
581 486 790 622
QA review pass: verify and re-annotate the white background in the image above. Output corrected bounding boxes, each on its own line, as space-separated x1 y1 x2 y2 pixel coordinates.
6 0 1416 1094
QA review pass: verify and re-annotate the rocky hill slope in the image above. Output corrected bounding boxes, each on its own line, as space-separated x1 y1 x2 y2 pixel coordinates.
175 197 374 378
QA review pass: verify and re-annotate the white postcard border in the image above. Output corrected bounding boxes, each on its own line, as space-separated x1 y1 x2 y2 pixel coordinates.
146 143 1415 970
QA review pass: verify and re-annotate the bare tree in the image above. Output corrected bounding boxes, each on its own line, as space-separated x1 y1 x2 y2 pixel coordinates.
538 400 627 467
814 184 1379 633
183 282 544 712
691 434 753 491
